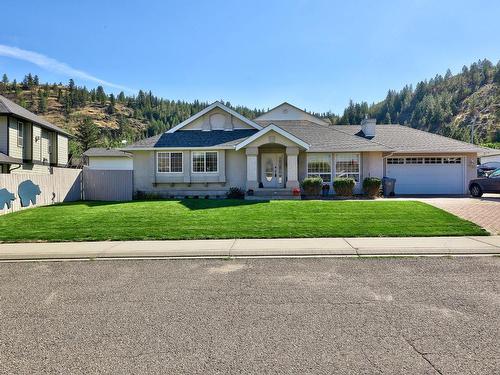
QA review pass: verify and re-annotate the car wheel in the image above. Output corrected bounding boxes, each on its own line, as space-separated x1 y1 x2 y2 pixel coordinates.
470 184 483 198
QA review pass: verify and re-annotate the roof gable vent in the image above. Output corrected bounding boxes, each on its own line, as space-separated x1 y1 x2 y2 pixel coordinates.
361 117 376 137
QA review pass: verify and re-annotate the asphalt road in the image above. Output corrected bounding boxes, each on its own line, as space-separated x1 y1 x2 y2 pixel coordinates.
0 257 499 374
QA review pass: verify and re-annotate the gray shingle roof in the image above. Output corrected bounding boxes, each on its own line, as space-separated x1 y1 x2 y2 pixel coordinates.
332 124 490 154
125 118 491 155
255 120 392 152
0 95 71 137
126 129 258 149
83 148 132 157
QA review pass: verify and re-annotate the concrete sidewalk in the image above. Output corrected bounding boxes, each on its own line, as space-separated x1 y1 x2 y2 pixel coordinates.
0 236 499 260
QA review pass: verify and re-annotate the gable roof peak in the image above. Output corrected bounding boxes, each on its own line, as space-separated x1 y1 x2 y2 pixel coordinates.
166 101 262 133
254 102 328 126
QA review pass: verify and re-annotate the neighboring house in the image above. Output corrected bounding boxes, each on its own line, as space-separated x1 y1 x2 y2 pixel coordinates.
117 101 491 197
83 148 133 170
480 153 500 164
0 95 70 174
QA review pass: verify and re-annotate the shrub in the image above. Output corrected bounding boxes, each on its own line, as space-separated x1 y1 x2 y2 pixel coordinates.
333 178 355 197
227 187 245 199
363 177 381 198
134 191 162 200
301 177 323 196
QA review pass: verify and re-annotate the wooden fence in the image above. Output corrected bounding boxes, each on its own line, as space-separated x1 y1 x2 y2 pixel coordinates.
0 167 82 215
82 167 133 201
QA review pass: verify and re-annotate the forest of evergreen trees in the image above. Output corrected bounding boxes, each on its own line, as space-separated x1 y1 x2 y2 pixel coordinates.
329 59 500 145
0 58 498 156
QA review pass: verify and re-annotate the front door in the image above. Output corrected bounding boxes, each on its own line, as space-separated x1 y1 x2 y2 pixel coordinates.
261 153 284 188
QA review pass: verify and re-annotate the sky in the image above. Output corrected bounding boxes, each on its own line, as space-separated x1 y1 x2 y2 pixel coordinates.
1 0 499 113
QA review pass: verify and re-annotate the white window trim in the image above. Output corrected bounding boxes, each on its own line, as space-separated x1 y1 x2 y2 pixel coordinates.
334 153 361 183
306 153 332 183
156 151 184 174
191 151 219 174
17 121 24 148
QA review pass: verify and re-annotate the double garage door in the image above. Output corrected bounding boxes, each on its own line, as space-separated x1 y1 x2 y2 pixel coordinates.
386 156 465 194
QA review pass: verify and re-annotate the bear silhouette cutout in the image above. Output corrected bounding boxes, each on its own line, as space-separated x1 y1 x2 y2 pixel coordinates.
18 180 41 207
0 188 15 209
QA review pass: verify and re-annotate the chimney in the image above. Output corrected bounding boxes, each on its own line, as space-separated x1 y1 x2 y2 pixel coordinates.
361 117 376 137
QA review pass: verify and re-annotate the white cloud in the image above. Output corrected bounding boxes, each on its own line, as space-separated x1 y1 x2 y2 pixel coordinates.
0 44 134 92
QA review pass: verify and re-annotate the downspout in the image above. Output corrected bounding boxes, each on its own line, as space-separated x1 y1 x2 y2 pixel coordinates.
9 163 22 172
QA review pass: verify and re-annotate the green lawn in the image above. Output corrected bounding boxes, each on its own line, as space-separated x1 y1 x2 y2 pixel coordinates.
0 200 487 242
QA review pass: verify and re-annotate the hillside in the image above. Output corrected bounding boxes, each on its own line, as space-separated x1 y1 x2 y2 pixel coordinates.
0 58 498 156
333 59 500 145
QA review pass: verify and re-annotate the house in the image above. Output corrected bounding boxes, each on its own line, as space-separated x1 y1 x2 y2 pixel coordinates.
121 101 490 197
480 153 500 165
0 95 70 174
83 148 133 170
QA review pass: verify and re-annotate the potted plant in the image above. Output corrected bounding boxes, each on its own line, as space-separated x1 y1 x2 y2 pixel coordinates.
301 177 323 197
363 177 381 198
333 177 355 197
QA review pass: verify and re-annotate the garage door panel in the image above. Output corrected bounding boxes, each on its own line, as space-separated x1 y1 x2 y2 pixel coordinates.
386 159 464 195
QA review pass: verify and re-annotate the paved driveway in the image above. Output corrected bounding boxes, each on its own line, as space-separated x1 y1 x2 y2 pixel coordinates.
418 194 500 234
0 258 499 374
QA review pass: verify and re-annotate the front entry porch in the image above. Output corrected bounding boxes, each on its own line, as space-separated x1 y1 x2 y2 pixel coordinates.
244 145 302 200
245 145 300 191
235 123 310 199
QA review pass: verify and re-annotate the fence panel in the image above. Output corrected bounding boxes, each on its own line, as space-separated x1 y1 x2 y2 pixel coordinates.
0 167 82 215
82 168 133 201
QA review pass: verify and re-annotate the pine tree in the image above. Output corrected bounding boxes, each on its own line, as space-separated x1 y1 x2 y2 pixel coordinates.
106 93 116 114
75 117 101 151
96 86 106 104
38 91 47 113
2 74 8 84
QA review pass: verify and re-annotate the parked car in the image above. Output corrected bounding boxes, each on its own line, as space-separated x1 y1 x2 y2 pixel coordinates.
469 168 500 197
477 162 500 177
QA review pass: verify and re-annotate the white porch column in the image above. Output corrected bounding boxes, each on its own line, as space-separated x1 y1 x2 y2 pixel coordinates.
246 147 259 190
286 146 300 188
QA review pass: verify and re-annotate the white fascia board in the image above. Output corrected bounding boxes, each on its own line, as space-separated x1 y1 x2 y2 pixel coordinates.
235 124 310 150
166 101 262 133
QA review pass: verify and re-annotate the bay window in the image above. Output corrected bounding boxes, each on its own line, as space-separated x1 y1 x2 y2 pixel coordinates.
335 153 360 182
192 151 218 173
157 152 183 173
307 153 332 182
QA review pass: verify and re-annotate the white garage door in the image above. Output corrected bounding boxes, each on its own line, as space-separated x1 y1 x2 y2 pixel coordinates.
386 156 464 194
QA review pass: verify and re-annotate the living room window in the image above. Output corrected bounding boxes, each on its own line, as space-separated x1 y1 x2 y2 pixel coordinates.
157 152 183 173
17 121 24 147
192 151 218 173
307 153 332 182
335 153 360 182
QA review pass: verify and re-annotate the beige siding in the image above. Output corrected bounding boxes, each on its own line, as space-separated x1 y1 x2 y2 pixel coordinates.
40 129 51 163
0 116 7 154
362 152 384 179
57 134 69 165
32 124 42 162
24 122 32 160
8 118 23 159
182 108 254 131
131 149 244 196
